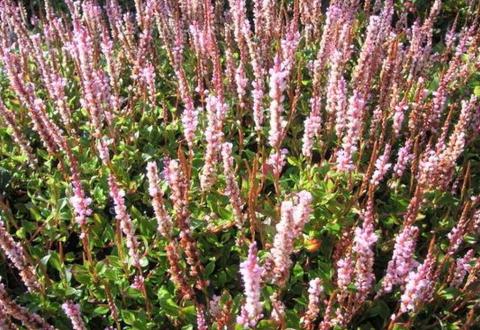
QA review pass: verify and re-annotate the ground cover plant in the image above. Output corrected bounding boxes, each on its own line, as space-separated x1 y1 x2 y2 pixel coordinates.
0 0 480 329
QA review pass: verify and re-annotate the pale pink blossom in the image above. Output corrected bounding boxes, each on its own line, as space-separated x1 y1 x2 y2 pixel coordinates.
267 55 289 149
398 250 436 315
301 278 324 328
146 161 172 237
370 144 392 187
379 226 419 295
237 242 263 328
337 91 366 172
267 148 288 178
221 143 244 227
62 301 87 330
0 218 39 292
270 192 313 286
108 175 141 267
337 256 354 290
393 140 413 178
352 200 378 299
451 249 475 288
302 96 322 158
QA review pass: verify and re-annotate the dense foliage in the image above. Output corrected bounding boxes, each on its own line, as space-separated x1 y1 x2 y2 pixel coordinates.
0 0 480 329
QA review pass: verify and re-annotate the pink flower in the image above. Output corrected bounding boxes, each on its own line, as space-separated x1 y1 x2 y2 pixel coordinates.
447 207 470 257
235 63 248 107
131 275 145 291
108 175 141 267
0 305 12 330
196 305 207 330
380 225 419 295
311 4 343 83
393 140 413 178
302 278 324 328
352 200 378 299
251 65 265 131
30 34 71 128
451 249 475 288
62 301 87 330
0 219 39 292
370 144 392 187
140 62 156 107
337 91 366 172
267 55 289 149
392 100 408 136
267 148 288 178
0 283 54 329
69 20 111 135
69 188 92 228
351 15 382 94
270 292 285 323
237 242 263 328
171 35 198 149
270 191 313 286
472 209 480 234
270 200 294 284
398 249 436 315
302 96 322 158
293 191 314 231
337 256 354 290
163 158 188 215
325 49 347 138
280 24 300 73
221 143 244 227
96 137 111 165
146 161 172 237
201 94 227 191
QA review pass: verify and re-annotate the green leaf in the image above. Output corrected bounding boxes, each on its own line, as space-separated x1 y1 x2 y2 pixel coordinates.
72 265 91 285
121 310 136 326
93 306 110 316
16 227 27 239
205 260 215 277
440 287 460 300
474 85 480 96
47 252 63 272
158 287 180 316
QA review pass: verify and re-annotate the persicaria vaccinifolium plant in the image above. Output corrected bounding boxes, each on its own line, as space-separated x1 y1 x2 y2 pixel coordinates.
0 0 479 329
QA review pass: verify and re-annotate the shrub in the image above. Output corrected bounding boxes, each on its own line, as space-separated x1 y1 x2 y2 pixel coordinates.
0 0 479 329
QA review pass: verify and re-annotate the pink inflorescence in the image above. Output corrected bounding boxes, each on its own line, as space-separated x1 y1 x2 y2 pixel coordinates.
221 142 244 227
337 255 354 290
270 191 313 285
393 139 413 178
451 249 475 288
380 225 419 295
370 144 392 187
398 249 436 315
70 174 93 229
267 148 288 178
237 242 264 328
146 161 172 237
201 94 227 191
0 218 39 292
108 174 141 267
302 96 322 158
301 277 324 328
267 55 289 149
336 91 366 172
352 200 378 299
62 301 87 330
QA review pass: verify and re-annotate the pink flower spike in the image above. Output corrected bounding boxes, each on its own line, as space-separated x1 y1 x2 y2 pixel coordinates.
62 301 87 330
237 242 263 328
